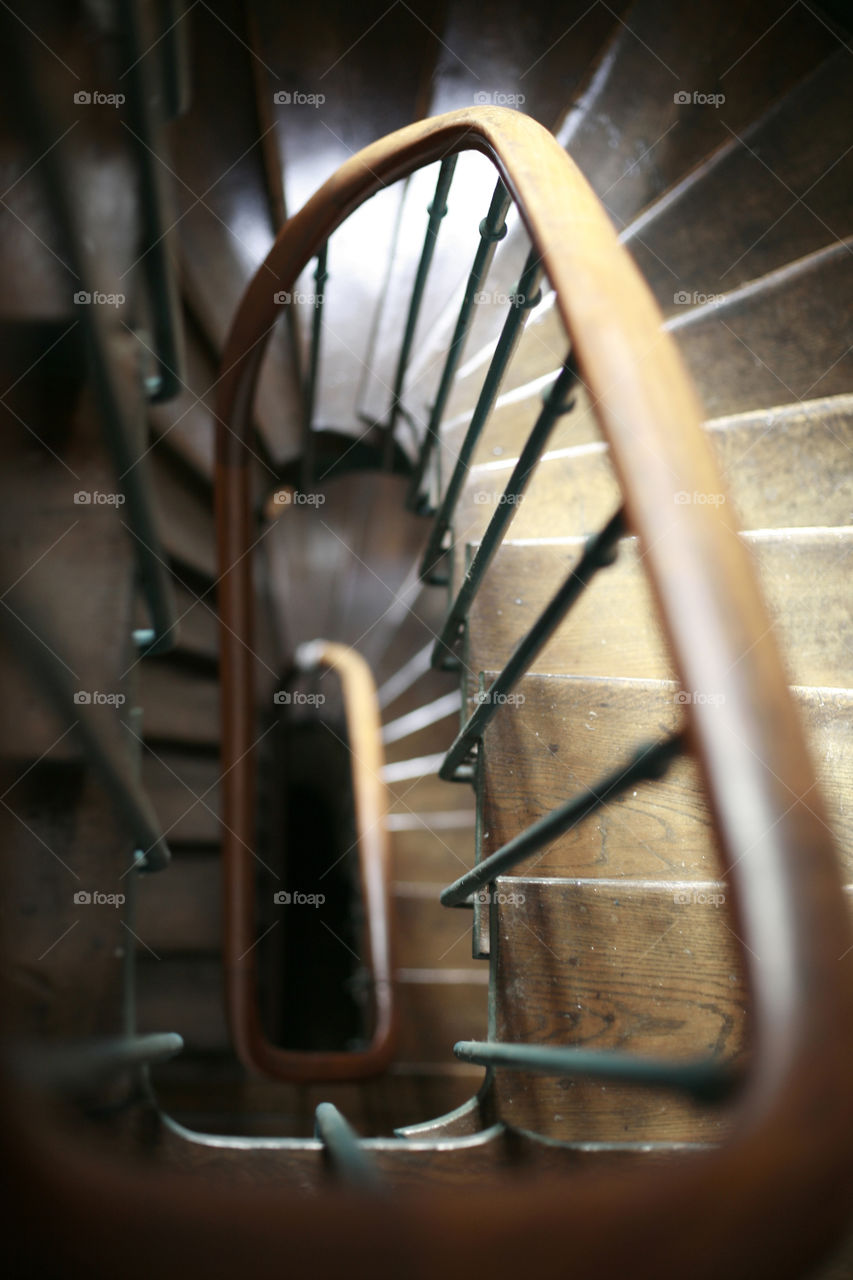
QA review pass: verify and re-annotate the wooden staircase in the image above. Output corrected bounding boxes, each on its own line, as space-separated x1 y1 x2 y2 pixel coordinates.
1 1 852 1277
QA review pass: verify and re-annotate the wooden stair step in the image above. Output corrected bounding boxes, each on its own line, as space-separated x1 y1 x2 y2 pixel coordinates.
453 394 853 551
361 0 622 428
142 750 222 846
152 1068 482 1141
150 450 218 581
383 699 461 765
390 814 476 885
140 663 220 747
136 956 487 1063
167 584 219 664
476 672 852 881
669 238 853 419
428 0 838 429
168 0 300 463
624 50 853 315
467 530 852 689
491 877 748 1141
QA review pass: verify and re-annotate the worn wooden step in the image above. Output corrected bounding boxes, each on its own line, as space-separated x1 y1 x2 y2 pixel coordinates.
168 0 300 463
491 877 747 1141
153 1067 482 1140
466 529 852 689
476 673 852 881
140 663 220 747
165 584 219 664
360 0 623 427
142 750 221 846
670 238 853 418
426 0 837 433
453 395 853 554
625 50 853 316
137 956 487 1063
389 812 476 884
383 695 462 765
150 450 217 581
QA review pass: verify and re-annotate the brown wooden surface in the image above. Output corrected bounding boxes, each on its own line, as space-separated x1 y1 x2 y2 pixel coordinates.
467 531 852 687
479 673 853 881
492 878 747 1141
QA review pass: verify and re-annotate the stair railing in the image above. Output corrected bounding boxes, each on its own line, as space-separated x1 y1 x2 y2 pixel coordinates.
212 106 853 1274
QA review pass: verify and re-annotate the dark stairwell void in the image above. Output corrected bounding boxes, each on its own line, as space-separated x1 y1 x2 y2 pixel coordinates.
256 666 366 1057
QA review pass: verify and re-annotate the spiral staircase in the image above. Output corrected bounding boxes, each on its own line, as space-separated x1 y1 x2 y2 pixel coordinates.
1 1 853 1277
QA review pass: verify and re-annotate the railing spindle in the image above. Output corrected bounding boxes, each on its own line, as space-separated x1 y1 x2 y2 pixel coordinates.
439 507 627 780
302 241 329 487
407 177 511 511
433 354 578 669
419 247 544 583
440 732 684 905
384 155 458 457
314 1102 383 1189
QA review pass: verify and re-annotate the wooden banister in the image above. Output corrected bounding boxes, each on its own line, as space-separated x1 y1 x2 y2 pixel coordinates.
226 638 396 1080
209 105 853 1273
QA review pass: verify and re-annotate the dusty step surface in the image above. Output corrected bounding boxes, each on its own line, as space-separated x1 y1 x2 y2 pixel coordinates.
136 955 487 1104
167 0 300 463
419 0 838 429
465 529 852 689
668 238 853 418
624 49 853 316
474 673 852 881
441 229 853 450
451 394 853 552
142 751 222 846
150 449 218 581
489 877 747 1142
139 663 220 748
359 0 624 425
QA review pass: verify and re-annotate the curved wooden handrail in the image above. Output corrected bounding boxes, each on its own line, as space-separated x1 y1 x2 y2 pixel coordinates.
231 638 396 1080
207 107 853 1273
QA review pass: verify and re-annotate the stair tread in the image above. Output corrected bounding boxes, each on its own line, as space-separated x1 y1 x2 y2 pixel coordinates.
453 393 853 546
142 750 222 845
624 49 853 314
169 0 301 462
140 663 220 747
137 955 487 1063
475 672 852 881
466 529 852 689
491 877 747 1141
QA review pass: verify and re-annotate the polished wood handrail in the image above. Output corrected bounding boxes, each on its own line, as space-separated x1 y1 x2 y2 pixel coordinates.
229 638 396 1080
212 105 853 1272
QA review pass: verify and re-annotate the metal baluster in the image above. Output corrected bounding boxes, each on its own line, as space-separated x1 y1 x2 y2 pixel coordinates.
6 33 178 656
118 0 186 402
441 732 684 905
439 507 627 781
433 354 578 671
314 1102 383 1190
302 241 329 488
384 155 458 462
0 593 172 871
419 247 544 584
453 1041 734 1103
13 1034 184 1094
407 178 511 512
